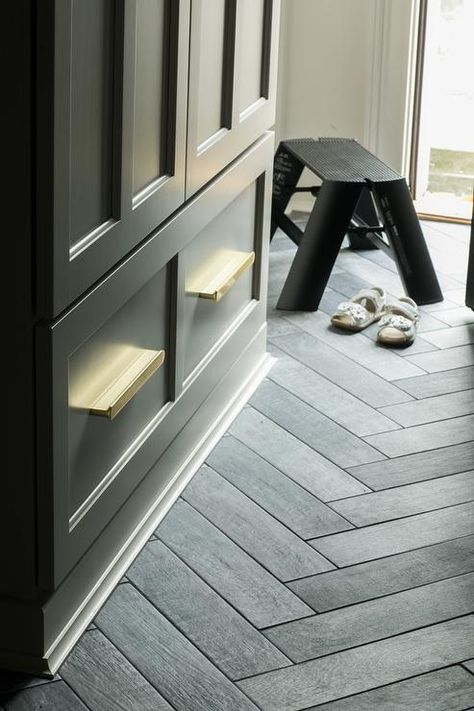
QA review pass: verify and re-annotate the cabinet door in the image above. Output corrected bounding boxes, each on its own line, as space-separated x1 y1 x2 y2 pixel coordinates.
186 0 280 197
37 0 190 317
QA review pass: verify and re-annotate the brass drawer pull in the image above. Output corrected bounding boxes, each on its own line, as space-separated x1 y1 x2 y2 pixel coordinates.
76 348 165 420
187 250 255 302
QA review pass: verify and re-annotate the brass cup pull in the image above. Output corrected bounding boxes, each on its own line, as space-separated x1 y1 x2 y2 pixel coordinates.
187 250 255 303
73 348 165 420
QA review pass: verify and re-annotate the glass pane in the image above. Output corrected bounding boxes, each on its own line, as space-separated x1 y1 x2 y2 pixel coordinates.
415 0 474 220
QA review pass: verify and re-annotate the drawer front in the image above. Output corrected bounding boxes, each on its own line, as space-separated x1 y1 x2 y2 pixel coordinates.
37 132 274 590
183 182 258 379
186 0 280 197
68 270 169 522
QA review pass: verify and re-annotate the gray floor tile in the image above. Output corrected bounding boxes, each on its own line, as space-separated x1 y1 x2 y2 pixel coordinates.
310 501 474 566
269 346 400 436
282 310 425 380
265 573 474 662
406 345 474 373
60 629 173 711
347 441 474 489
379 389 474 426
182 466 334 580
207 435 353 539
271 330 413 407
364 414 474 457
393 366 474 398
288 535 474 611
251 380 385 467
96 584 258 711
230 406 370 501
237 617 474 711
303 667 474 711
422 324 474 348
330 470 474 525
156 500 313 627
126 540 290 679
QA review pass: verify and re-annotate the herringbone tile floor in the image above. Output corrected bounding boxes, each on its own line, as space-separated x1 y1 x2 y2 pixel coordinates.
1 219 473 710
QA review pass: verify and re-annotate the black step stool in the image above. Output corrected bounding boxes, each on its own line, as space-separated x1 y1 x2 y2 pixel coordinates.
271 137 443 311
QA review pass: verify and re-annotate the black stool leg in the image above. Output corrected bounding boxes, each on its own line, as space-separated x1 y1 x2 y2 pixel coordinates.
372 179 443 305
348 187 379 250
277 181 364 311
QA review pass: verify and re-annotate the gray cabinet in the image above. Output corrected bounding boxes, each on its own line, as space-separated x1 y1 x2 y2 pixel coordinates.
1 0 279 676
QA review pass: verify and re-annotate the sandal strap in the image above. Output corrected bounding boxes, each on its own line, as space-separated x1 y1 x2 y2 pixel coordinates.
383 300 418 322
334 301 369 324
379 313 414 331
352 288 385 312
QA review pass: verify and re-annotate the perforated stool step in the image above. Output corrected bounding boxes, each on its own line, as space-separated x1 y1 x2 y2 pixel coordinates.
271 137 443 311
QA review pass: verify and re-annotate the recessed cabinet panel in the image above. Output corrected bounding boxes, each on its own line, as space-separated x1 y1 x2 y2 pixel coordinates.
132 0 166 195
183 183 257 379
39 0 189 318
186 0 280 197
69 0 117 249
196 0 227 147
68 271 169 520
238 0 265 115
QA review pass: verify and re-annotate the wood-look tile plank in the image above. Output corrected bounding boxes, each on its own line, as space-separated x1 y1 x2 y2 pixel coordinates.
237 616 474 711
378 390 474 426
250 380 385 468
463 659 474 674
288 535 474 611
317 287 347 316
310 501 474 566
156 500 313 627
2 681 87 711
406 345 474 373
230 407 370 501
207 435 352 539
271 331 413 407
434 307 474 327
95 584 258 711
282 310 425 380
335 249 405 296
304 666 474 710
347 442 474 489
364 415 474 457
265 573 474 662
330 471 474 525
126 540 290 679
445 287 470 306
393 366 474 398
422 324 474 348
269 346 400 436
183 466 334 580
60 629 172 711
266 316 300 339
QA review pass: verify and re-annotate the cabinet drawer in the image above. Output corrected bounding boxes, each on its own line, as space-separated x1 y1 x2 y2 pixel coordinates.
183 183 258 379
68 269 169 522
37 261 175 588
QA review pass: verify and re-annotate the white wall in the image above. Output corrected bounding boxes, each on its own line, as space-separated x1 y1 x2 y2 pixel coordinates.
276 0 375 146
275 0 418 198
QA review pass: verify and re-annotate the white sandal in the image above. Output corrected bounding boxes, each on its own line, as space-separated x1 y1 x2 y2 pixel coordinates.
377 297 419 346
331 287 386 332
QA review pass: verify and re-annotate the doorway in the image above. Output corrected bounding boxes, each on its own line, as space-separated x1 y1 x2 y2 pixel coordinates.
410 0 474 222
